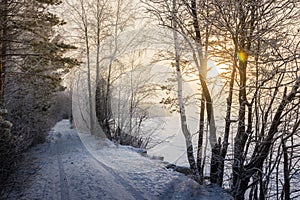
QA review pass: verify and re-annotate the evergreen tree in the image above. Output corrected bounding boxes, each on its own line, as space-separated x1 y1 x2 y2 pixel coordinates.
0 0 77 185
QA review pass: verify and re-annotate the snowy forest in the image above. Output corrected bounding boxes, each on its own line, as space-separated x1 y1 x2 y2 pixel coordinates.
0 0 299 199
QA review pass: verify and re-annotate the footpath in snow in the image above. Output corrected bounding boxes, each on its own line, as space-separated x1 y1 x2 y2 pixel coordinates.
2 120 233 200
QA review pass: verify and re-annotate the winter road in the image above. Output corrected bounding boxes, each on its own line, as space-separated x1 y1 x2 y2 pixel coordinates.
3 120 233 200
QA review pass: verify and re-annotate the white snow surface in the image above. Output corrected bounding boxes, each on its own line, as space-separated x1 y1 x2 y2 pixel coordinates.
4 120 233 200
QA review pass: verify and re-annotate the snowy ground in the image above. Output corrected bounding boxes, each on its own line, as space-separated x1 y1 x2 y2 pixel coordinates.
2 120 232 200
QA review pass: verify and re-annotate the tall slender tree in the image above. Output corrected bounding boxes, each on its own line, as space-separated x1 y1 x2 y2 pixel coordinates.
172 0 198 176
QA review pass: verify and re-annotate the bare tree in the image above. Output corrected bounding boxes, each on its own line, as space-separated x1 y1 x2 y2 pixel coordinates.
171 0 198 176
206 0 300 198
143 0 221 183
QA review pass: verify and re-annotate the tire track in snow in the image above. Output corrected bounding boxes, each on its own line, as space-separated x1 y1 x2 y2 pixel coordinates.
49 131 70 200
57 153 70 200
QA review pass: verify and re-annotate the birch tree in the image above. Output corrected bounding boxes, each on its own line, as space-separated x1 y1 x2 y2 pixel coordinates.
171 0 198 176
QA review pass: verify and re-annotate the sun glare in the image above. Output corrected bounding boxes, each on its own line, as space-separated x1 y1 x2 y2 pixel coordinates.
237 50 247 62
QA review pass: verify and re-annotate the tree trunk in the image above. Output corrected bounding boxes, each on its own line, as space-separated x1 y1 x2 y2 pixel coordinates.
0 0 8 109
197 93 205 181
80 0 95 135
176 61 198 175
95 0 101 86
282 139 290 200
95 77 112 139
86 32 95 135
233 54 248 191
189 0 219 183
190 0 217 148
219 58 236 186
105 62 112 134
210 138 222 184
172 0 198 176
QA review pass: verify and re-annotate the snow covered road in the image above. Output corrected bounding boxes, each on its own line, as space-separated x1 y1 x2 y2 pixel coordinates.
4 120 232 200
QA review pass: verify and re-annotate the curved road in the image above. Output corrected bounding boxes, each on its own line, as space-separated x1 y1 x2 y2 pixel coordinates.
3 120 232 200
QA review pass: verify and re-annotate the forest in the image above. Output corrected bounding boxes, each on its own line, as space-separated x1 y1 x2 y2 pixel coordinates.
0 0 299 199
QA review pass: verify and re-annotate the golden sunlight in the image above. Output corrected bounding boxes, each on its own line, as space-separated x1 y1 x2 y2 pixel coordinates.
237 50 247 62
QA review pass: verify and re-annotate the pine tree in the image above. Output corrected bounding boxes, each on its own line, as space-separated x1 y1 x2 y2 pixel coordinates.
0 0 77 185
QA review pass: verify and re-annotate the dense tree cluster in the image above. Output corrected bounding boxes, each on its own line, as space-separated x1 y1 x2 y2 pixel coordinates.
64 0 158 148
145 0 300 199
0 0 77 187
